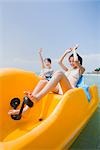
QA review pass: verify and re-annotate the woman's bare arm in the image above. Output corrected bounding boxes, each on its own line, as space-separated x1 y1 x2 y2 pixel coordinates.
38 48 45 69
58 49 71 71
72 45 85 75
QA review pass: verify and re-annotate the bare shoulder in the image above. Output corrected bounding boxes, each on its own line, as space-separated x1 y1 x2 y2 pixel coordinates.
79 66 85 75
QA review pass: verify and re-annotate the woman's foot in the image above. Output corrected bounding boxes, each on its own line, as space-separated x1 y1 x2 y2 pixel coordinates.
24 91 38 103
24 91 31 96
24 91 33 99
8 109 20 115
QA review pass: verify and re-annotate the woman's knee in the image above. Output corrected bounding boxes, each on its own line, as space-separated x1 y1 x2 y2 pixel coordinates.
53 70 64 77
39 79 48 84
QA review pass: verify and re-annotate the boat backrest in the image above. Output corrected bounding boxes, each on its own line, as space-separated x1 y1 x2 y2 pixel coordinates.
76 75 91 101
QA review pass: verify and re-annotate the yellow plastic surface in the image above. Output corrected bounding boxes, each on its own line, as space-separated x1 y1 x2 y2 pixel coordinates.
0 68 99 150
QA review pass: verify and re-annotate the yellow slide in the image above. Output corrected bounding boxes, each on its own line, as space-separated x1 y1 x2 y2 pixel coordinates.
0 68 99 150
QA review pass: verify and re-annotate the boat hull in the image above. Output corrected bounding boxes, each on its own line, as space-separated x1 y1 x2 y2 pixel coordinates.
0 68 99 150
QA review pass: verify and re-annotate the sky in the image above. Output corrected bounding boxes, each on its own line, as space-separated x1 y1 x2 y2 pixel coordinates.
0 0 100 73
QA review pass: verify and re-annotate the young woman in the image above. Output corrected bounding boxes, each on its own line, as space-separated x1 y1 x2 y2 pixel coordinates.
8 45 85 115
38 48 54 81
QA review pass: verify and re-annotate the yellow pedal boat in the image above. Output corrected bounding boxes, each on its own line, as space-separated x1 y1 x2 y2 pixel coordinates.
0 68 99 150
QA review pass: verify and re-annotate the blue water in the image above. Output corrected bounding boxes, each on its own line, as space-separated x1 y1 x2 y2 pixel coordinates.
84 74 100 97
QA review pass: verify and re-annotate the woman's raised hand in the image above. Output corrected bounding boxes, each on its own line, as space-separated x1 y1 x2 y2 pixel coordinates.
38 48 43 53
65 48 72 53
64 44 79 54
71 44 79 51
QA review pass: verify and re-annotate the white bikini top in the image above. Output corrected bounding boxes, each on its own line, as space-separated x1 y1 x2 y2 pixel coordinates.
65 68 80 88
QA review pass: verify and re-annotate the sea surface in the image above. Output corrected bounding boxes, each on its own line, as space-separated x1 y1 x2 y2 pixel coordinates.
84 74 100 97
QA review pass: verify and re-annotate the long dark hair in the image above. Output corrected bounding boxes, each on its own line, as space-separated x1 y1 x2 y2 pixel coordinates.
69 53 83 65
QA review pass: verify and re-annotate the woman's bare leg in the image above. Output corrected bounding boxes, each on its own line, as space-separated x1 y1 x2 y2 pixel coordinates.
51 85 59 94
32 79 48 95
32 71 72 100
24 80 48 98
